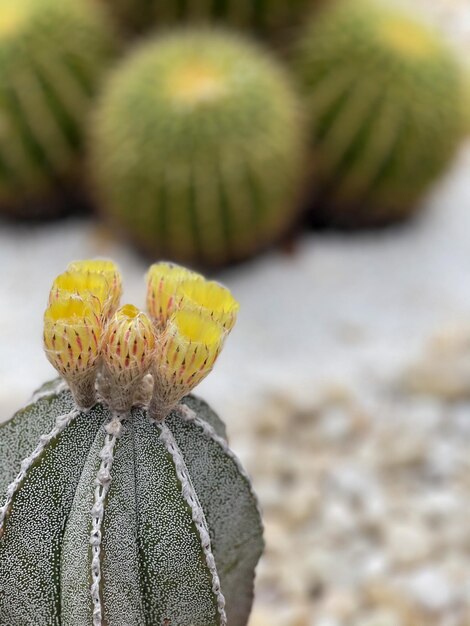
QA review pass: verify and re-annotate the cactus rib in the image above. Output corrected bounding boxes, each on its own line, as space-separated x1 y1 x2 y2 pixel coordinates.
178 402 262 519
90 414 124 626
158 420 228 625
0 407 79 538
31 379 68 403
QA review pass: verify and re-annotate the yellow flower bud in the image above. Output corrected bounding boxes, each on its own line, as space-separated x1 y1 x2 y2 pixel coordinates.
150 309 226 421
179 279 239 331
43 296 102 409
49 271 111 318
67 259 122 317
146 261 203 328
101 305 156 412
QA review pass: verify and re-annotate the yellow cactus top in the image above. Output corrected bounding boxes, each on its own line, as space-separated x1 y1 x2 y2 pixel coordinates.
0 0 29 38
168 63 226 106
44 258 237 418
43 296 102 379
379 14 441 60
146 261 203 327
102 304 156 380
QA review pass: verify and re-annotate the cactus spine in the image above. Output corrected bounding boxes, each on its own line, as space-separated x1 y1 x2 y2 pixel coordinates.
90 30 304 267
0 260 263 625
293 0 467 226
0 0 116 217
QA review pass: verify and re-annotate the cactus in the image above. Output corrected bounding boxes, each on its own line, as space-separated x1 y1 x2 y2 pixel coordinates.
293 0 467 226
103 0 316 39
90 30 304 267
0 0 116 218
0 260 263 625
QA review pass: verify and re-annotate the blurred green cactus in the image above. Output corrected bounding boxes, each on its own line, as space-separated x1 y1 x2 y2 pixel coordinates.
0 0 116 218
90 30 304 266
103 0 315 39
293 0 467 226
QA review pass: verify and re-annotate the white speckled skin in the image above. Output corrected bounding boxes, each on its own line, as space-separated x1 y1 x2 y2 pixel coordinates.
0 383 264 626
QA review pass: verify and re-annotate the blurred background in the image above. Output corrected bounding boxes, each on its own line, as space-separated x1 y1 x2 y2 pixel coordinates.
1 0 470 624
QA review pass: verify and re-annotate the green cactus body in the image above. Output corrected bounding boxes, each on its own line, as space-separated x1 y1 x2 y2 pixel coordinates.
104 0 315 39
90 30 304 267
293 0 467 226
0 0 116 217
0 380 263 625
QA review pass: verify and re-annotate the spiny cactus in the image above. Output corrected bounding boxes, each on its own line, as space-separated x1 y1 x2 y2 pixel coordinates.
293 0 467 227
0 260 263 626
103 0 315 39
90 30 304 267
0 0 116 218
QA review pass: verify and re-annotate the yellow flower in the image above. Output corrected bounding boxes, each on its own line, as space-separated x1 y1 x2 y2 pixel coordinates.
43 296 102 409
42 259 238 415
49 271 111 318
150 308 226 420
103 305 156 374
146 261 203 328
179 279 239 331
101 305 157 411
67 259 122 317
